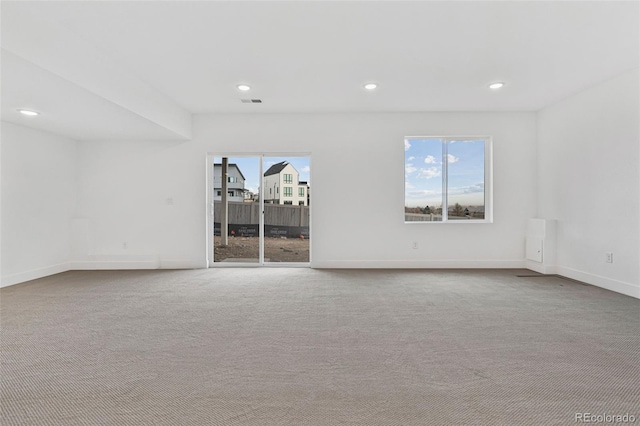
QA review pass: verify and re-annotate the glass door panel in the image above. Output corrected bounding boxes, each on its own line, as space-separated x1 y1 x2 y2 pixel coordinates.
263 156 310 263
213 156 261 263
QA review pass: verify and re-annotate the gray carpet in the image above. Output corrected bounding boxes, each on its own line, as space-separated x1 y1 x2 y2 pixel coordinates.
1 269 639 425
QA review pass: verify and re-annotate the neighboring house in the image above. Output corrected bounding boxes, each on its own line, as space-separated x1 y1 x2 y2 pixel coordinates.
263 161 308 206
243 191 256 202
213 163 246 202
299 181 310 206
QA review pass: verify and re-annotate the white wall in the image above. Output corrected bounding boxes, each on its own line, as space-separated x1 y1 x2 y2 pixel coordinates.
537 69 640 298
4 87 637 299
1 122 77 286
73 140 192 269
73 112 537 269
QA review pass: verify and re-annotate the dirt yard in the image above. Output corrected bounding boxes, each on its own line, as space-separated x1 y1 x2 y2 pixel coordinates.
214 236 309 263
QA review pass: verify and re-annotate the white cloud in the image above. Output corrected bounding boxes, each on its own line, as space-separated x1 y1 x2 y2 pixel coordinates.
405 164 417 174
405 181 414 189
448 183 485 195
407 156 415 161
418 167 441 179
447 154 459 163
424 155 437 164
404 140 411 151
463 182 484 194
300 166 310 173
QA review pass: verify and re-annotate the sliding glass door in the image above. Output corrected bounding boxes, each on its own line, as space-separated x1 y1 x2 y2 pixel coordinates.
210 154 310 265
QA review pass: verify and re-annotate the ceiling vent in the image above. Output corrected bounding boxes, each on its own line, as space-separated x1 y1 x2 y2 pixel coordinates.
241 99 262 103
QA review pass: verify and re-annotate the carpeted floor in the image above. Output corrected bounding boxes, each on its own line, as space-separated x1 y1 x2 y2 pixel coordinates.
1 268 639 425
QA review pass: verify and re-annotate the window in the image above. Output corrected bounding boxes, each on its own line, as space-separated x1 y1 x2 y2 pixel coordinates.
283 174 293 183
283 187 293 197
217 191 221 196
298 187 305 197
228 190 235 196
299 201 305 206
404 137 491 223
228 176 238 183
284 200 293 205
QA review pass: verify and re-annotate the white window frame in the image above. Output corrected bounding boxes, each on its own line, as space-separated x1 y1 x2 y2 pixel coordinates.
404 136 493 224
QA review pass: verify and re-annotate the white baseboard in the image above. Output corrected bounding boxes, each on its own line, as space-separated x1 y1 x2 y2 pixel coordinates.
69 260 159 270
1 256 209 287
555 266 639 299
525 261 557 275
70 255 159 270
2 257 206 287
159 258 207 269
311 259 526 269
1 263 71 288
71 256 206 270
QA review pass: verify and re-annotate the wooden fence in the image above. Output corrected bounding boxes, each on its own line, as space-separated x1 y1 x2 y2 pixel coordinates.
214 201 309 227
404 213 443 222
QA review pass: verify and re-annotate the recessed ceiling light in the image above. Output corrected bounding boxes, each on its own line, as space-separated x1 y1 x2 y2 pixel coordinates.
364 83 378 90
17 109 39 116
237 84 251 91
489 82 505 89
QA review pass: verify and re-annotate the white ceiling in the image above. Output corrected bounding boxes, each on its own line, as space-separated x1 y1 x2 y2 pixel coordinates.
2 51 188 140
1 1 638 140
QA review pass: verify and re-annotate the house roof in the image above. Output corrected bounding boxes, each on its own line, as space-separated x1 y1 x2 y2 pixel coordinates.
264 161 289 177
214 163 246 181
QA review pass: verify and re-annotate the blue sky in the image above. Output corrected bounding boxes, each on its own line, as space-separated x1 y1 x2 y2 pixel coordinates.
404 138 485 208
214 156 310 194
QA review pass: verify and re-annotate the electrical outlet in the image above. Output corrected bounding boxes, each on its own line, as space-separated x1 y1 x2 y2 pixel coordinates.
412 241 419 249
605 252 613 263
